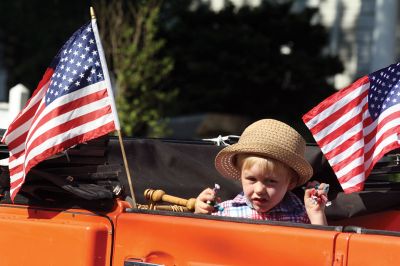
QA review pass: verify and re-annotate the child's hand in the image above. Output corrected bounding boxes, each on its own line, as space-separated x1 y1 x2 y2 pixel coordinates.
304 181 329 211
304 181 329 225
194 187 219 214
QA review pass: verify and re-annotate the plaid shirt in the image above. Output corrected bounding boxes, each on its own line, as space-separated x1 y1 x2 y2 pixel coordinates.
212 191 310 223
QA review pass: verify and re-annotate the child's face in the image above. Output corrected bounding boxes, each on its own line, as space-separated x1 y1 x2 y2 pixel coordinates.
240 160 295 212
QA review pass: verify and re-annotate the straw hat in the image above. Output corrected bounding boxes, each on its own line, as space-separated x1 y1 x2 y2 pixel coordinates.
215 119 313 187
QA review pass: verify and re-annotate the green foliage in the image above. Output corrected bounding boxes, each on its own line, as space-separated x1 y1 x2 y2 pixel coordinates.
96 0 176 137
160 0 343 127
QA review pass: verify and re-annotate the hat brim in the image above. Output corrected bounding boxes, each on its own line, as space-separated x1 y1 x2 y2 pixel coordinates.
215 142 313 187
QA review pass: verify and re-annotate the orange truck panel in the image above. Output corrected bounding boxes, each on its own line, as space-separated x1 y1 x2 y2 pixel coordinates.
0 205 113 266
2 131 400 265
1 201 400 265
346 234 400 265
113 212 340 266
332 233 351 266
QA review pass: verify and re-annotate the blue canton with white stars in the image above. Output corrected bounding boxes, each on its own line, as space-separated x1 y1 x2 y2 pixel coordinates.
46 22 104 105
368 62 400 120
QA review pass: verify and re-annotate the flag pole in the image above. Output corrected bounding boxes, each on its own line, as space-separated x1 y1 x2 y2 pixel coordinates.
90 6 137 208
117 130 137 208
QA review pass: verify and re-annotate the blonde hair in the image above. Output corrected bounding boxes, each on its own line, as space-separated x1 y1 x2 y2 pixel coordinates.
236 154 298 183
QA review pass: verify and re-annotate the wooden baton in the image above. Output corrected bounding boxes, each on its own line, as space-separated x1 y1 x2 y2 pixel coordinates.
144 189 196 211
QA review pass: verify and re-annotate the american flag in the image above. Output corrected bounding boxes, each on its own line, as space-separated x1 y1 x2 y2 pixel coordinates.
1 20 120 200
303 62 400 193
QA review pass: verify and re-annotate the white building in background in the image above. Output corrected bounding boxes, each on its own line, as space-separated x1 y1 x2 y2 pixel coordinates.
209 0 400 89
306 0 399 89
0 84 29 129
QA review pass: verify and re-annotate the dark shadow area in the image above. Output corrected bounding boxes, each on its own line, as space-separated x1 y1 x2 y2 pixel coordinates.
326 190 400 220
0 135 117 214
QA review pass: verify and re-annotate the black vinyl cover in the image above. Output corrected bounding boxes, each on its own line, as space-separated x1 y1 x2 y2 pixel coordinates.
1 135 400 218
108 137 400 220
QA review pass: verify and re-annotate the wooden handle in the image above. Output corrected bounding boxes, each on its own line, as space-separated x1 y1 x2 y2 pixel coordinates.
144 189 196 211
137 204 190 212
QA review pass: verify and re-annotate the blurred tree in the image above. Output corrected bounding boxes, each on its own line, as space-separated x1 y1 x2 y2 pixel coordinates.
160 0 343 128
94 0 177 137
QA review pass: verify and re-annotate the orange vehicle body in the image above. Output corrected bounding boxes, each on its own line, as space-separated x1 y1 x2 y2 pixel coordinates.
0 137 399 265
0 199 399 266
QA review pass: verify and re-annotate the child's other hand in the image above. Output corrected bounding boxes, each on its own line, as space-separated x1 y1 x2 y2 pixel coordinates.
304 181 329 211
194 188 218 214
304 181 328 225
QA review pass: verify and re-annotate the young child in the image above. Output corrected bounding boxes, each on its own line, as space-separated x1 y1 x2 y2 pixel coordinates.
195 119 328 225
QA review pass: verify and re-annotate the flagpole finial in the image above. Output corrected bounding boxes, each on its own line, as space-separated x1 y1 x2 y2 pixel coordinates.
90 6 96 19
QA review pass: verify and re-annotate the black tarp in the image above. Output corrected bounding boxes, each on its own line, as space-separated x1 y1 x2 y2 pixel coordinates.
1 136 400 219
108 137 400 220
